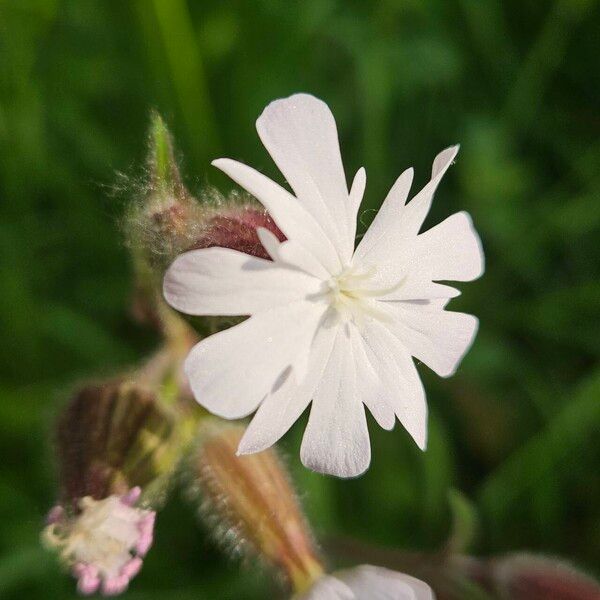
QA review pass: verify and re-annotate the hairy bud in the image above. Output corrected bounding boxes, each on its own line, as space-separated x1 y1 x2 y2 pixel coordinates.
126 113 203 272
126 114 285 272
188 423 323 593
55 380 182 506
190 201 285 259
125 114 284 335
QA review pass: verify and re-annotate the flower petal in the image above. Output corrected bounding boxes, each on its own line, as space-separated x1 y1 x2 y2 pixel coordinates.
384 303 479 378
412 211 484 282
337 565 434 600
300 327 371 478
355 146 459 265
403 145 460 238
378 278 461 302
237 320 337 455
355 167 414 260
256 93 354 261
255 226 281 261
361 320 428 450
212 157 341 273
184 302 326 419
299 574 354 600
164 247 321 316
278 240 332 279
348 324 396 431
257 227 331 279
349 167 367 243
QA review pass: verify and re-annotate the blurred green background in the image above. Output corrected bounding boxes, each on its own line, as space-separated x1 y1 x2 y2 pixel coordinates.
1 1 599 598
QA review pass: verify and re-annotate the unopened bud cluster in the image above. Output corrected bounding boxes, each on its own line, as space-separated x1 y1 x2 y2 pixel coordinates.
126 114 283 338
126 114 200 271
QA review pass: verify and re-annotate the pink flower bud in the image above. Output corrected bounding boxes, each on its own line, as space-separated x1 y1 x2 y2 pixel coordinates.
190 204 285 259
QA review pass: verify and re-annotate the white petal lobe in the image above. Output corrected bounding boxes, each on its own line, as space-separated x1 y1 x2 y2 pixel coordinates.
356 146 459 266
277 240 331 279
164 247 320 316
400 144 459 239
348 167 367 244
256 227 281 261
212 157 341 273
184 302 325 419
413 211 484 282
237 322 337 455
256 93 354 262
432 144 459 177
385 303 479 378
355 167 414 260
337 565 434 600
300 328 371 478
361 321 428 450
348 324 396 431
257 226 330 278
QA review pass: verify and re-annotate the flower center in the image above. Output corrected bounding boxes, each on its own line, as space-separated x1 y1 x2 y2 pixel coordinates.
69 497 141 573
324 265 401 324
43 493 155 584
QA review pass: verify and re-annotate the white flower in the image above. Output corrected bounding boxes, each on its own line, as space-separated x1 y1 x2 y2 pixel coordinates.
164 93 484 478
297 565 434 599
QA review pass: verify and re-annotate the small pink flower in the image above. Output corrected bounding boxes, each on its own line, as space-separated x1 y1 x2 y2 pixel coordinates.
42 487 156 596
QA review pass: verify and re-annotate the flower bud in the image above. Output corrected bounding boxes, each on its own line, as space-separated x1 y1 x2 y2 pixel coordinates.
127 114 287 267
126 114 284 334
188 422 323 593
54 380 181 506
43 377 197 595
190 201 285 259
124 113 206 336
490 553 600 600
126 113 203 276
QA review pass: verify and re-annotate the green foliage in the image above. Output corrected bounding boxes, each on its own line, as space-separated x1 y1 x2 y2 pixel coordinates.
447 489 479 554
0 1 598 597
